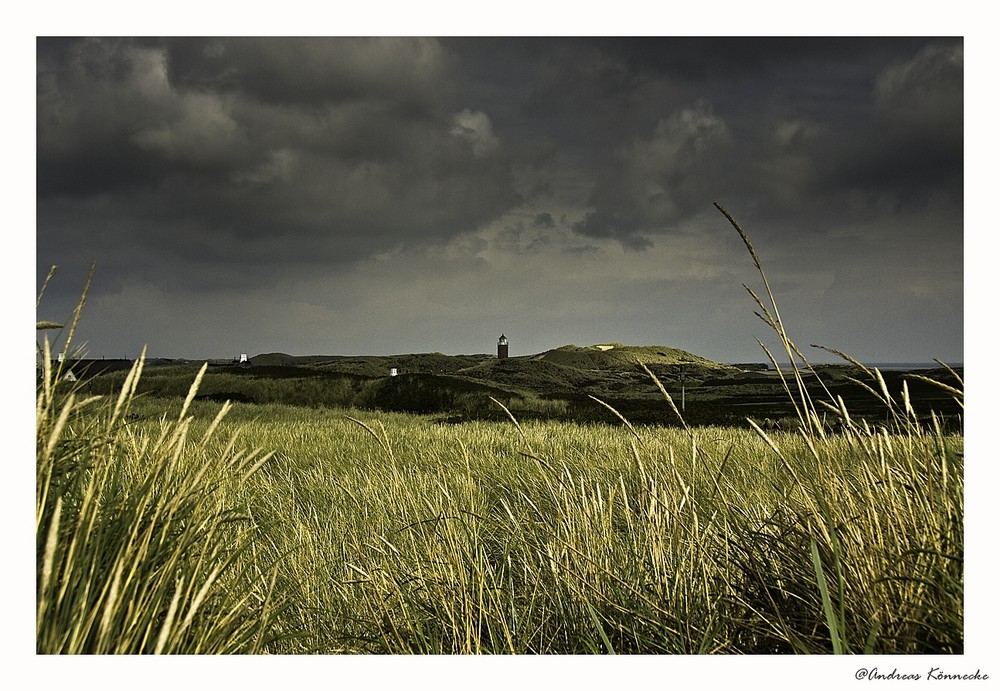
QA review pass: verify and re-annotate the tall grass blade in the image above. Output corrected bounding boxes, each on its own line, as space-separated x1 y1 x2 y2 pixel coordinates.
810 538 843 654
586 602 616 655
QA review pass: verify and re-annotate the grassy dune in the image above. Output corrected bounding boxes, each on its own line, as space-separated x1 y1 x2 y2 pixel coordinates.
530 343 732 371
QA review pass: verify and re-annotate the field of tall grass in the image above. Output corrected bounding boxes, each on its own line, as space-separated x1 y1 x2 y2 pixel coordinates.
36 207 964 655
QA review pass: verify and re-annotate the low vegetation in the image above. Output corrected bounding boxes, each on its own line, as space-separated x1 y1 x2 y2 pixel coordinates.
36 207 964 654
78 349 961 430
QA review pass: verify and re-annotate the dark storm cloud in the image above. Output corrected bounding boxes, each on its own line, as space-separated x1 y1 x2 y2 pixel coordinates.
37 37 520 293
532 213 555 229
820 42 963 203
571 98 733 248
38 38 963 279
433 37 962 253
35 36 963 362
164 37 448 110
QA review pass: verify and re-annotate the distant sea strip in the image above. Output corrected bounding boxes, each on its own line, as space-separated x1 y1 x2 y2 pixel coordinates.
862 362 963 371
762 362 963 371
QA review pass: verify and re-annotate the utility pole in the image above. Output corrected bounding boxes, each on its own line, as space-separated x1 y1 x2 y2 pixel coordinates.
679 365 687 412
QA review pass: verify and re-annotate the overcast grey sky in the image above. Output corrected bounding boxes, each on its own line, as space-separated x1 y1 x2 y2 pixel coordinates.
36 35 964 363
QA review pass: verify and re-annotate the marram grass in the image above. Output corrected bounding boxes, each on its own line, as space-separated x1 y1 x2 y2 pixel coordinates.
36 274 287 653
209 405 960 654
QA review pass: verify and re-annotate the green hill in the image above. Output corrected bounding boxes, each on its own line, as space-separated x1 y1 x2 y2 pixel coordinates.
532 343 734 371
455 356 604 393
249 344 736 390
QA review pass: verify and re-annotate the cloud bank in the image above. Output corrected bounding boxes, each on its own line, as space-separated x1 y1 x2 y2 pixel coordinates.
36 37 963 363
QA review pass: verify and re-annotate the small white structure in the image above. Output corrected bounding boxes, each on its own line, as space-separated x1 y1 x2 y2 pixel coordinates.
390 367 399 377
239 353 248 363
